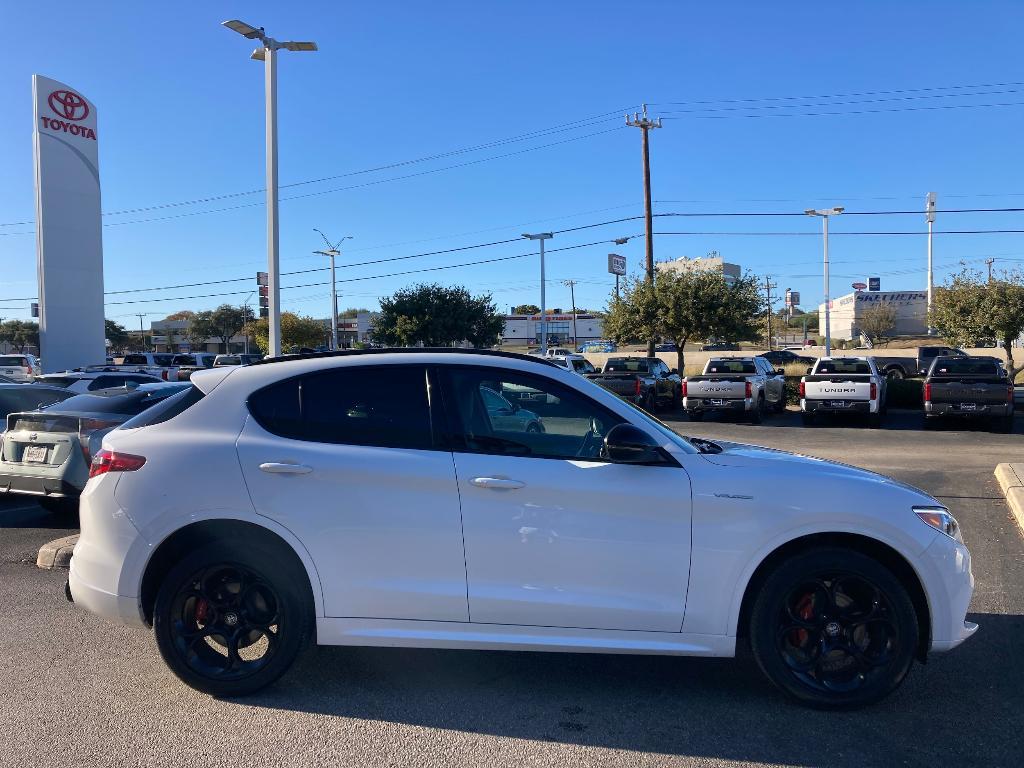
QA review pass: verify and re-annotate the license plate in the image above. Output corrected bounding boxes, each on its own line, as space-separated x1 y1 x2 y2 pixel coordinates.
959 402 977 411
831 400 848 408
710 399 725 406
23 445 48 463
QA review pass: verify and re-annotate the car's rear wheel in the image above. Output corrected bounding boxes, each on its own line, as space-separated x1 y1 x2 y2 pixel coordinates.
885 367 905 381
643 391 656 413
748 395 765 424
800 412 816 426
153 541 311 697
749 547 918 709
688 410 704 422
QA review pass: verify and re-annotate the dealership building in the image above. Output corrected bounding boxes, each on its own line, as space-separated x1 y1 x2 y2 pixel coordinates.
819 290 928 340
500 313 604 347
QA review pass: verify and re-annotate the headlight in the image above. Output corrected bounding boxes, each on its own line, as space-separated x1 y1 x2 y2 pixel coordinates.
914 506 962 542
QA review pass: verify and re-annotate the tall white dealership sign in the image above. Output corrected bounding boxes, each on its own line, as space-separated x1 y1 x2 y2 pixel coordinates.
32 75 105 373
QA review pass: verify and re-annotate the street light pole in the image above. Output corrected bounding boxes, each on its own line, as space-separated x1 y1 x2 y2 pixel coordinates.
805 207 844 357
562 279 579 346
314 229 352 351
523 233 553 355
222 20 317 357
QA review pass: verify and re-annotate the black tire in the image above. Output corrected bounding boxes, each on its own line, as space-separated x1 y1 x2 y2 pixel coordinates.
774 390 787 413
643 390 656 413
672 386 682 410
801 412 816 426
885 367 905 381
748 396 765 424
688 410 705 422
749 547 918 709
153 540 312 697
526 422 542 434
868 413 882 429
994 414 1015 434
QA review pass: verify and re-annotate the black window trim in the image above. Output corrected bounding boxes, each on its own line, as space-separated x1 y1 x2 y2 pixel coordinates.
435 363 679 466
246 363 446 453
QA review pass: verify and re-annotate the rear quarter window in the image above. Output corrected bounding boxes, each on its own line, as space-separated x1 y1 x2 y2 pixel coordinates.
119 386 206 429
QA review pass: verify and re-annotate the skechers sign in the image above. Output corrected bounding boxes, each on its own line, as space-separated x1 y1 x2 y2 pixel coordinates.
39 89 97 139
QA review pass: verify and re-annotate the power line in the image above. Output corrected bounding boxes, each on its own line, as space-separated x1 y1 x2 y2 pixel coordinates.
661 100 1024 121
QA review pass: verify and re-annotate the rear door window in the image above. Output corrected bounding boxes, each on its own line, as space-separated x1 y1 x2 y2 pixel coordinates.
247 365 434 450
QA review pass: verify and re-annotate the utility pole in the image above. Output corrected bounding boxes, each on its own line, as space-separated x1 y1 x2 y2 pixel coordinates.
135 313 146 351
926 192 936 333
523 233 553 355
562 279 579 346
764 276 777 351
986 258 995 283
626 104 662 357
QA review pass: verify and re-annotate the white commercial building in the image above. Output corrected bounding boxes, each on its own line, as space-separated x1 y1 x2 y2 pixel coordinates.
656 255 741 285
821 290 928 341
501 313 604 347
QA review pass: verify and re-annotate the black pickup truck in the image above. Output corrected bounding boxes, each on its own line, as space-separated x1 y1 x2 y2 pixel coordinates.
923 356 1014 431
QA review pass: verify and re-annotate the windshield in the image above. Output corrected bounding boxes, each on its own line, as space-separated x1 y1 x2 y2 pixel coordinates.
605 359 650 373
816 360 872 374
707 360 755 374
0 357 28 366
932 358 1000 376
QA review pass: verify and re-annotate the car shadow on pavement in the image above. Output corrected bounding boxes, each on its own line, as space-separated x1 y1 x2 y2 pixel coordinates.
664 408 1018 434
246 611 1023 766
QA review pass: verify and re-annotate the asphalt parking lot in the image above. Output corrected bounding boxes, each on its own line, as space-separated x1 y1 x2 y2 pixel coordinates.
1 409 1022 768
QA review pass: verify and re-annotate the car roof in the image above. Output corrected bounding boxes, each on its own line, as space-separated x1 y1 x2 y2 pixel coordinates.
251 348 561 369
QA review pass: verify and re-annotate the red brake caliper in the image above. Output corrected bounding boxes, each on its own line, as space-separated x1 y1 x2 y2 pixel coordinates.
792 593 814 646
195 598 210 624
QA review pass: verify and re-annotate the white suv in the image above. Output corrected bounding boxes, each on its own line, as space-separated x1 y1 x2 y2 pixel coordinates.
69 350 975 706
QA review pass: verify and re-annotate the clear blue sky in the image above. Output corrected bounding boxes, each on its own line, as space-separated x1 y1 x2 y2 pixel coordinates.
3 1 1023 327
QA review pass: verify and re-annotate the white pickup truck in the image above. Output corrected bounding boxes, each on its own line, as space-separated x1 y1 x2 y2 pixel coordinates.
800 356 887 427
103 353 180 382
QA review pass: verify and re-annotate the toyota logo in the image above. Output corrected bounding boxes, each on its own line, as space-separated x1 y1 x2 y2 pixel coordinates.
48 90 89 121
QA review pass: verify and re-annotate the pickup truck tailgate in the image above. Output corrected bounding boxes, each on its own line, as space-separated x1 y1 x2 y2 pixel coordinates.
586 374 639 396
803 376 873 401
685 377 747 399
929 379 1010 405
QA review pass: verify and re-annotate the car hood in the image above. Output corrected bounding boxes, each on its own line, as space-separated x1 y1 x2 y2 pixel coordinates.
696 439 936 502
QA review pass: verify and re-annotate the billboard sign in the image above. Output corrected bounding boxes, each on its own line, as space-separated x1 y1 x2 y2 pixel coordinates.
852 282 867 291
607 253 626 276
785 290 800 307
33 75 105 373
868 277 881 291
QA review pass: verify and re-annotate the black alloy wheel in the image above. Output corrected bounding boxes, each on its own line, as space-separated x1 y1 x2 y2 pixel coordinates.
749 548 918 709
154 542 310 697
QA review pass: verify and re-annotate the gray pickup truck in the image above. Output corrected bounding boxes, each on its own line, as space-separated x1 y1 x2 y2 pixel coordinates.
585 357 681 411
923 355 1014 431
683 356 785 423
870 345 966 380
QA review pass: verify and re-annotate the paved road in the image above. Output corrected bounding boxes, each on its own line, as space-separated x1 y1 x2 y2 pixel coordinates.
1 410 1022 767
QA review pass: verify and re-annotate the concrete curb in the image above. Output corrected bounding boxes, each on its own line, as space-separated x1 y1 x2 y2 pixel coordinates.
993 463 1024 537
36 534 79 570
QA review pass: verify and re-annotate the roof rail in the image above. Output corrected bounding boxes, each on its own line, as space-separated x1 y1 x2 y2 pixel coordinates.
250 347 562 368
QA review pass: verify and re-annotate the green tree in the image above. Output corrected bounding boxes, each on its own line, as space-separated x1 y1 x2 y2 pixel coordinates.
207 304 254 352
247 313 327 354
931 267 1024 377
857 304 897 347
373 283 503 348
104 319 130 350
512 304 541 315
186 310 216 351
603 270 762 371
164 310 195 321
339 307 370 319
0 320 40 353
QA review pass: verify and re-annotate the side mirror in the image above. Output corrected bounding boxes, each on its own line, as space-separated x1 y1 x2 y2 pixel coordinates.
603 423 664 464
776 368 785 376
805 367 813 376
671 367 679 375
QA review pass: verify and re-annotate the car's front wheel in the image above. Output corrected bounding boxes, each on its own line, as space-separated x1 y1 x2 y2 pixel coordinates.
749 547 918 709
153 541 311 697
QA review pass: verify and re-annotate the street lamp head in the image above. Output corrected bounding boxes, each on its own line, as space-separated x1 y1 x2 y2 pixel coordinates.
282 41 318 52
831 207 845 215
250 48 266 61
806 207 844 217
522 232 554 241
613 237 630 245
222 19 264 39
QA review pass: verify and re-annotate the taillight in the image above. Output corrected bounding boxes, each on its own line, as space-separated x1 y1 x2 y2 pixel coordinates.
635 378 642 396
681 380 688 397
745 381 752 398
870 382 878 400
161 370 169 381
799 380 806 398
78 419 119 463
89 449 146 478
923 383 932 403
1009 386 1015 404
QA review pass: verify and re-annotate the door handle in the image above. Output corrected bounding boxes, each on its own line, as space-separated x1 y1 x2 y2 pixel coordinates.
471 477 525 490
258 462 313 475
